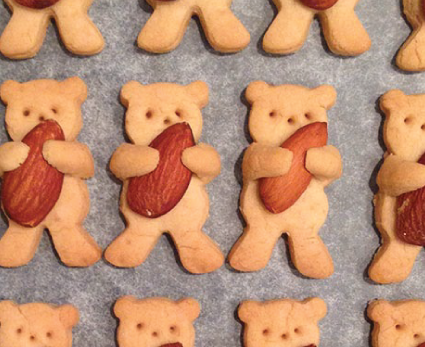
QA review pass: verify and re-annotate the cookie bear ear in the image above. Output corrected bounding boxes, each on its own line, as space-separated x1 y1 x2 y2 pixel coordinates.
58 304 79 328
245 81 271 104
61 77 87 104
0 80 21 105
185 81 209 108
114 296 138 319
0 300 18 319
177 298 200 322
120 81 145 107
367 300 394 323
380 90 407 115
238 301 261 323
304 298 327 321
310 85 337 110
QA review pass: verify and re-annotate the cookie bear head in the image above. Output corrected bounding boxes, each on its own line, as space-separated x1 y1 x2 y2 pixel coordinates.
246 81 336 146
0 77 87 141
238 298 327 347
368 300 425 347
380 90 425 161
114 296 201 347
120 81 209 145
0 300 79 347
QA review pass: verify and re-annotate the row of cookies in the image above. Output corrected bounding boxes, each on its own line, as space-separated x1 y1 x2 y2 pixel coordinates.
0 77 420 285
0 297 422 347
1 0 424 70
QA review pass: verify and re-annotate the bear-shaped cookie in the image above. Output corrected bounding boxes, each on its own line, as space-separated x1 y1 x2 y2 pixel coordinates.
396 0 425 71
114 296 200 347
228 81 342 279
263 0 371 56
238 298 327 347
0 77 101 268
0 300 79 347
105 81 224 274
368 299 425 347
0 0 104 59
369 90 425 283
138 0 250 53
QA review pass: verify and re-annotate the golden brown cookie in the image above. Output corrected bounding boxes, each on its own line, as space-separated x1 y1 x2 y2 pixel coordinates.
0 0 104 59
228 81 342 279
138 0 250 53
105 81 224 274
0 77 101 268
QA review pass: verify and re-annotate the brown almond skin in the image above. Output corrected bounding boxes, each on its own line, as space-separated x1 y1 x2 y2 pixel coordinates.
396 153 425 246
300 0 339 10
127 122 195 218
14 0 60 9
259 122 328 214
423 0 425 18
160 344 183 347
2 120 65 228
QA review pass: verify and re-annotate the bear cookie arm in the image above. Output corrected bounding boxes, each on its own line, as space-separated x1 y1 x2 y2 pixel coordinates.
137 0 250 53
228 81 342 279
0 77 102 268
369 89 425 284
0 0 104 59
105 81 224 274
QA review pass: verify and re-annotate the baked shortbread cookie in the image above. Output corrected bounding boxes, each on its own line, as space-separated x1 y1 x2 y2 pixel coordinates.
263 0 371 56
0 0 104 59
138 0 250 53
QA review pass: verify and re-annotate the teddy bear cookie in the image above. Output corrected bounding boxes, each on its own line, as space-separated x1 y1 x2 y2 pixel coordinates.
263 0 371 56
0 300 79 347
396 0 425 71
368 299 425 347
104 81 224 274
0 77 101 268
238 298 327 347
137 0 250 53
114 296 200 347
368 90 425 283
228 81 342 279
0 0 104 59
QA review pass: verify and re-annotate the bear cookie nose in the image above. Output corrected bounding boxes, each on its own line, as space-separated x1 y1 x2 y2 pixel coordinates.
159 343 183 347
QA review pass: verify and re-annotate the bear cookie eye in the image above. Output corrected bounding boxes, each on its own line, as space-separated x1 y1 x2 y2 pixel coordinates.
16 327 23 334
175 110 182 117
294 327 301 334
404 116 413 124
170 325 177 333
23 109 30 117
395 324 404 330
287 117 295 124
136 323 144 330
305 113 313 120
51 108 58 115
269 111 277 118
281 333 288 339
146 110 153 119
46 332 53 338
262 329 270 336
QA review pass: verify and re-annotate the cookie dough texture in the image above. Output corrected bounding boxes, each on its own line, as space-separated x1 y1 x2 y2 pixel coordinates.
369 90 425 283
239 298 327 347
138 0 250 53
368 299 425 347
264 0 371 56
228 81 342 279
114 296 200 347
0 0 104 59
105 81 224 274
0 77 101 268
0 300 79 347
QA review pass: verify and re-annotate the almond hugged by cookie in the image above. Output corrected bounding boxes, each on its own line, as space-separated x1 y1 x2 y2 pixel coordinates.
238 298 327 347
137 0 250 53
228 82 342 279
0 0 104 59
105 81 224 274
369 90 425 284
263 0 371 56
0 77 101 268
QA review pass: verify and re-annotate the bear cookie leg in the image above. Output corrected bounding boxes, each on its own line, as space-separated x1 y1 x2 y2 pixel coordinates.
396 27 425 71
0 222 44 267
138 4 192 53
0 10 49 59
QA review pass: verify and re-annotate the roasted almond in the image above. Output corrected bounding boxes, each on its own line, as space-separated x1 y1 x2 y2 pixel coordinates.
2 120 65 227
259 122 328 214
127 122 195 218
14 0 60 9
300 0 339 10
396 153 425 246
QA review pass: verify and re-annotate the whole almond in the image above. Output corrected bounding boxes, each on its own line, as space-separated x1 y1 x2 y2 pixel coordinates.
259 122 328 214
300 0 339 10
127 122 195 218
396 153 425 246
2 120 65 227
14 0 60 9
